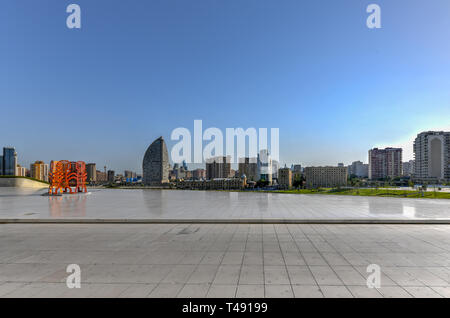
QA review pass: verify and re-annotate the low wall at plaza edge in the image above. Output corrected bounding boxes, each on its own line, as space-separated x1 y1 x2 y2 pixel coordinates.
0 177 48 188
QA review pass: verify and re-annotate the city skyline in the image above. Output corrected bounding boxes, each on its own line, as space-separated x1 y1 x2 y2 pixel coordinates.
2 1 450 302
2 127 449 174
4 128 448 178
2 1 450 172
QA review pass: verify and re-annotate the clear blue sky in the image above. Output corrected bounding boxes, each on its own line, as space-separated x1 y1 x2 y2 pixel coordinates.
1 0 449 173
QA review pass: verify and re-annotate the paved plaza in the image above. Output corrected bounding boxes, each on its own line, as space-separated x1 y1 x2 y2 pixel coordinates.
0 223 449 298
1 188 450 221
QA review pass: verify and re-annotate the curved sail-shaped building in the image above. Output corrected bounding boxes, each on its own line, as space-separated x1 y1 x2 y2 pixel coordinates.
142 137 170 185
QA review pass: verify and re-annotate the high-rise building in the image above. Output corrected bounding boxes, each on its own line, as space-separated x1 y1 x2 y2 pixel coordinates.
170 163 179 180
238 157 258 181
272 160 280 179
206 156 231 180
257 150 272 184
291 164 302 181
142 136 170 185
349 161 369 178
2 147 17 176
96 170 107 182
192 169 206 180
414 131 450 182
368 148 402 180
304 166 348 188
86 163 97 183
107 170 115 183
402 160 415 177
124 170 137 179
15 164 27 177
337 163 344 167
171 162 190 180
30 161 49 181
292 164 302 172
278 167 292 189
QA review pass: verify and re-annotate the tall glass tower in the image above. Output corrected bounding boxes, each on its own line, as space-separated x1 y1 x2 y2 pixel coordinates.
2 147 17 176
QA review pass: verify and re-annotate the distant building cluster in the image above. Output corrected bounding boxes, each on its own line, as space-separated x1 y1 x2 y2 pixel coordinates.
170 161 191 180
0 147 49 182
0 146 125 185
348 161 368 178
85 163 139 185
140 130 449 190
85 163 120 185
192 168 206 180
2 130 449 189
176 177 246 190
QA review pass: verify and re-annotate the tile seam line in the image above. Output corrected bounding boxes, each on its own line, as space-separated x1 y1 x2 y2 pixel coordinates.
1 219 450 224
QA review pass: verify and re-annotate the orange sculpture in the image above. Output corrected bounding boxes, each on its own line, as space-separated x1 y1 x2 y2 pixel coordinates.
48 160 87 195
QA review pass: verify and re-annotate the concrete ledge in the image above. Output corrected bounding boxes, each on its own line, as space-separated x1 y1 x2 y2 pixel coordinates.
0 177 48 188
1 218 450 224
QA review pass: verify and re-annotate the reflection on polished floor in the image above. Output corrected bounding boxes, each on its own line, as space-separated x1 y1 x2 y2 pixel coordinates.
0 188 450 221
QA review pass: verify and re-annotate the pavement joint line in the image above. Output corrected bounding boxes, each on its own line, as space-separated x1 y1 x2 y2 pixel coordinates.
1 218 450 224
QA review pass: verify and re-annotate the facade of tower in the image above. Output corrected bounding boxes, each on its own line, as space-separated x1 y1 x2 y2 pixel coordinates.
257 149 272 184
30 161 49 182
368 147 402 180
86 163 97 183
205 156 231 180
142 137 170 185
414 131 450 182
2 147 17 176
238 157 258 181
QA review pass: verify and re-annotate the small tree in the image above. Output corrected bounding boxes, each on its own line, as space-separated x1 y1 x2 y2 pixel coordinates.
256 179 269 189
292 174 304 189
355 180 361 195
292 179 302 189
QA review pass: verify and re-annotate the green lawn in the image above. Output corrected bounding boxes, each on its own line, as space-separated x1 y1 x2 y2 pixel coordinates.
276 188 450 199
